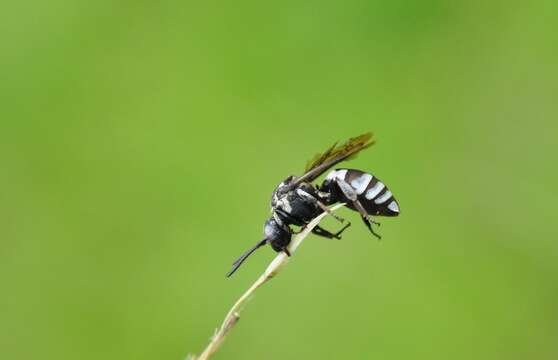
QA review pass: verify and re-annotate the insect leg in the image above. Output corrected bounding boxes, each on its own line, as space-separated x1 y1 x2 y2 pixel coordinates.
312 226 337 239
312 222 351 240
279 202 350 239
334 178 382 240
354 202 382 240
315 200 347 224
296 187 347 224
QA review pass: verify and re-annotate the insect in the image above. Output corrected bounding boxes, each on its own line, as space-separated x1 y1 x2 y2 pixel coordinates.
227 133 400 277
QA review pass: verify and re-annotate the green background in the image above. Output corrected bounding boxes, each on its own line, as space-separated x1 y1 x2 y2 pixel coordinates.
1 1 556 359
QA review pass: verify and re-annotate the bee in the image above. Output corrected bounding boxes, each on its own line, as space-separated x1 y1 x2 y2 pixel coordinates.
227 133 399 277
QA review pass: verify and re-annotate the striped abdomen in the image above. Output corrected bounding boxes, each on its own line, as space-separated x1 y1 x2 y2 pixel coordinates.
323 168 400 216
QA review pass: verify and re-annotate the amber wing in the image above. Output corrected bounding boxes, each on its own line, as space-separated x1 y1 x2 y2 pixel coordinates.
293 132 375 186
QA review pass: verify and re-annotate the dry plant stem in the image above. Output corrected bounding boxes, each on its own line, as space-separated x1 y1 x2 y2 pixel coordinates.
189 203 346 360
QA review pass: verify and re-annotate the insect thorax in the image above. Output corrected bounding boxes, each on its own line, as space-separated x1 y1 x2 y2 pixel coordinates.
271 177 322 227
270 175 295 208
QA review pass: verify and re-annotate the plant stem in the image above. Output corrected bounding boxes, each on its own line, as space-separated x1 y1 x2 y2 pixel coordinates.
189 203 345 360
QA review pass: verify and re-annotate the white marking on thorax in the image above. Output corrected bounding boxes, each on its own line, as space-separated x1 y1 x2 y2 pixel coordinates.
365 182 385 200
317 190 331 202
387 200 399 213
279 198 292 212
375 190 392 204
350 173 373 194
296 188 310 197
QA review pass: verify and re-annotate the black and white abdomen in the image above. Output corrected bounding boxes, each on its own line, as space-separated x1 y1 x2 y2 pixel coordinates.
322 169 400 216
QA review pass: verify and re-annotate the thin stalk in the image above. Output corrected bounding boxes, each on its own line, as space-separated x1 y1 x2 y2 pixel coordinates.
189 203 345 360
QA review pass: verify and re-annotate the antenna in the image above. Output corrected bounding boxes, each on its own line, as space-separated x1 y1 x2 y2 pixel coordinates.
226 238 268 277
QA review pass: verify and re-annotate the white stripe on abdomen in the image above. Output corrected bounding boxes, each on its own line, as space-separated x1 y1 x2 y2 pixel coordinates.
351 173 373 194
365 182 385 200
375 190 392 204
387 200 399 213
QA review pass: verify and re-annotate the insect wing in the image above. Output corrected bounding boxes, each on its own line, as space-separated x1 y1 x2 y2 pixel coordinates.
293 132 375 186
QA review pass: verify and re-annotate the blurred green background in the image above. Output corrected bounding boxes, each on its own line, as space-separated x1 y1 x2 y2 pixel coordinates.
1 1 556 359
